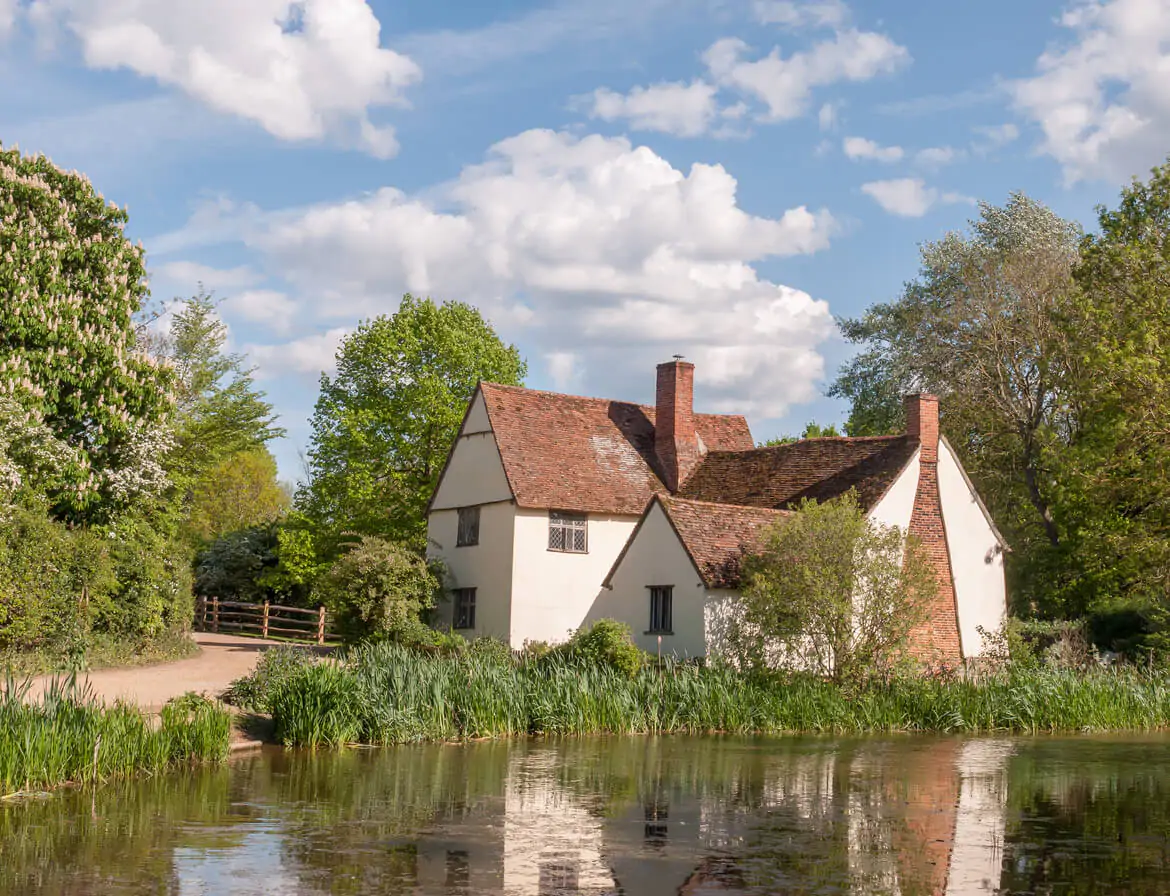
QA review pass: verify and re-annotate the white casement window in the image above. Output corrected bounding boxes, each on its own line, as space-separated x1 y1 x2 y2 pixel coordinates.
648 585 673 634
453 588 477 630
456 506 480 547
548 511 587 553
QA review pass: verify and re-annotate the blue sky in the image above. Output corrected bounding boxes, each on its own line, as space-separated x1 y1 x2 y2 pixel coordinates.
2 0 1167 479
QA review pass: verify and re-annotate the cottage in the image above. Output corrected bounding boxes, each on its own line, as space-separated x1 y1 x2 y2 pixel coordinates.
426 360 1007 661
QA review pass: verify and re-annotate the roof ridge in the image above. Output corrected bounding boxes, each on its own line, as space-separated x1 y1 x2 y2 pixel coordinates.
480 380 747 421
662 495 791 515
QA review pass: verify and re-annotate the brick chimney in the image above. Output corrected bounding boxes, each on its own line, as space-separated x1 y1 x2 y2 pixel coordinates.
904 393 939 462
655 358 701 492
902 391 962 666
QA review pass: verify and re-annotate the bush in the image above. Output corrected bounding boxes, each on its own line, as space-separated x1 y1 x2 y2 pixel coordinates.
315 536 444 642
194 525 280 604
94 516 193 639
557 619 646 677
225 645 317 713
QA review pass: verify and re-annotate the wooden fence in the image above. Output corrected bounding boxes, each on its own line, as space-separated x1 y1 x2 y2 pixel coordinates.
194 597 331 645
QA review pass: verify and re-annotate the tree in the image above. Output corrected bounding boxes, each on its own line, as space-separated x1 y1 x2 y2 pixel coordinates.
187 448 290 545
0 146 175 520
830 194 1084 614
194 525 280 604
1065 161 1170 616
163 292 285 486
299 295 526 548
735 493 936 682
314 536 444 642
759 422 841 447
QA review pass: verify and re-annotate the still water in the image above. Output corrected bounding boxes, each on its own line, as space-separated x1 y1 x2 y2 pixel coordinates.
1 735 1168 895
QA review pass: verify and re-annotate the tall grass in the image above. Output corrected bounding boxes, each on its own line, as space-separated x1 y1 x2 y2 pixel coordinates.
265 642 1170 748
0 675 231 796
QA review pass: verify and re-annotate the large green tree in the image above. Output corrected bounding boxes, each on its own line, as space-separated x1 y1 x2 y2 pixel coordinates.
0 146 175 520
299 295 526 548
830 194 1084 614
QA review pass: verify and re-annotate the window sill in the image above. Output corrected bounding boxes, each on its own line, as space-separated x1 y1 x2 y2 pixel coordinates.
547 548 588 555
645 631 674 636
455 543 479 548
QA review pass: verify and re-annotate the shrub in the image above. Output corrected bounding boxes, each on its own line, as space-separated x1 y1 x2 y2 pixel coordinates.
315 536 444 642
194 525 280 604
93 515 193 639
558 619 646 677
225 645 317 713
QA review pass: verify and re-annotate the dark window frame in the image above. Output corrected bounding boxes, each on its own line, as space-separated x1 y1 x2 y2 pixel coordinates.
456 506 481 547
647 585 673 634
453 587 477 630
548 510 588 553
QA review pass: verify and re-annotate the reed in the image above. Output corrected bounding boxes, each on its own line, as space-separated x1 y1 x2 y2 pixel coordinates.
262 645 1170 748
0 675 231 796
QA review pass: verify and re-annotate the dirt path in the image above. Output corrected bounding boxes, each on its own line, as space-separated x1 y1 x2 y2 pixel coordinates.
27 632 290 712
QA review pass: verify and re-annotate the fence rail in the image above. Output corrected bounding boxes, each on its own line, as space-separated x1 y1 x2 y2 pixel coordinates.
194 597 331 645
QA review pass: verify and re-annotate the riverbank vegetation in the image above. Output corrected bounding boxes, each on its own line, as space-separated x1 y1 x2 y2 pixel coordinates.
228 624 1170 749
0 678 230 796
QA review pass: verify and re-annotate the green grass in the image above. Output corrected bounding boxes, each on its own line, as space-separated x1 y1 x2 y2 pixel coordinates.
0 676 231 797
262 641 1170 748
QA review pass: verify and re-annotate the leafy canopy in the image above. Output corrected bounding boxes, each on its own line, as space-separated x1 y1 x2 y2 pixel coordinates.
0 145 175 520
299 295 526 548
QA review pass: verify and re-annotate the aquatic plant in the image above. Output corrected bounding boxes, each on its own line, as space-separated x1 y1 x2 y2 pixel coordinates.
0 676 231 796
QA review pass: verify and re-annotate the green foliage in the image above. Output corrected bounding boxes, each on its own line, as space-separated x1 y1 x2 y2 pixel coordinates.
736 492 935 682
267 641 1170 747
186 449 289 546
0 146 175 522
225 645 317 713
194 525 279 604
557 619 646 677
314 536 445 642
256 513 329 604
0 676 229 795
758 421 841 446
298 295 526 549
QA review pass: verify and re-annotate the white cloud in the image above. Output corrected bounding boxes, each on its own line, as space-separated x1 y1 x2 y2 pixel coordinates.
752 0 850 29
915 145 960 167
244 328 349 379
842 135 903 162
545 351 580 390
223 289 299 336
586 80 720 137
702 29 909 121
1014 0 1170 183
0 0 18 36
817 101 839 131
153 260 261 292
184 129 838 415
971 122 1020 153
29 0 420 156
861 178 972 217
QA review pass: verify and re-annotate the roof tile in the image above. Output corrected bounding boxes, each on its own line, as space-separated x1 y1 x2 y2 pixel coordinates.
661 497 790 589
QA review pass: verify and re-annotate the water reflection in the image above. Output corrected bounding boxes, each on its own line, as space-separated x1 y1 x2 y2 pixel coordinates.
1 735 1168 894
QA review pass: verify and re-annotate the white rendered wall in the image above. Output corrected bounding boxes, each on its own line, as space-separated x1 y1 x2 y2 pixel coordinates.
510 509 638 647
430 431 513 510
866 450 920 533
427 501 516 641
463 390 493 434
938 439 1007 657
588 502 708 658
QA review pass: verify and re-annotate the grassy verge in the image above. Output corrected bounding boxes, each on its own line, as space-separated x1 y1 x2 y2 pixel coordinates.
0 677 231 797
244 641 1170 748
0 630 199 677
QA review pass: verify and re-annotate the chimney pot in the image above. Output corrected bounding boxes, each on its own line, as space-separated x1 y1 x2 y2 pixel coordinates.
904 393 939 463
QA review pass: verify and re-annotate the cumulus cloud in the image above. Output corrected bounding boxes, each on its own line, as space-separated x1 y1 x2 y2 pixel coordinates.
860 178 972 217
914 145 960 167
244 328 349 379
818 101 839 131
186 129 838 416
586 81 720 137
0 0 18 36
223 289 299 336
971 122 1020 153
153 260 261 292
29 0 420 156
702 30 909 121
1014 0 1170 183
752 0 850 29
842 135 903 162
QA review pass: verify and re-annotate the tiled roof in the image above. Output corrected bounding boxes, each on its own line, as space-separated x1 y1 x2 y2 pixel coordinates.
661 496 790 589
480 382 754 515
678 435 919 512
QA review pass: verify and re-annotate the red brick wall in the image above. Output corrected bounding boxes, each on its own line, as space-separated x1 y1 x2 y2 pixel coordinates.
904 394 963 665
656 360 702 491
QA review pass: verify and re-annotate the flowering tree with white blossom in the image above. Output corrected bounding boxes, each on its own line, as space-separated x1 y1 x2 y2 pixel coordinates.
0 145 175 520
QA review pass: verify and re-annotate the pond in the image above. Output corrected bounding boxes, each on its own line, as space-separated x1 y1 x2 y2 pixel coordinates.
1 734 1168 894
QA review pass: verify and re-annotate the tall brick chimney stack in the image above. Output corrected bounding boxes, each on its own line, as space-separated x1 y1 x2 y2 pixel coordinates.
656 358 701 492
904 393 939 462
903 391 962 665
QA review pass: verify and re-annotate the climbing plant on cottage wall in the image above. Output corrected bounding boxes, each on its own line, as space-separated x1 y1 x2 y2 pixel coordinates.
0 145 175 520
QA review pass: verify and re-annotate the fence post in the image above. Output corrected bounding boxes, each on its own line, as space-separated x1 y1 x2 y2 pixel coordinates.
317 606 326 645
212 596 219 633
262 601 270 639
